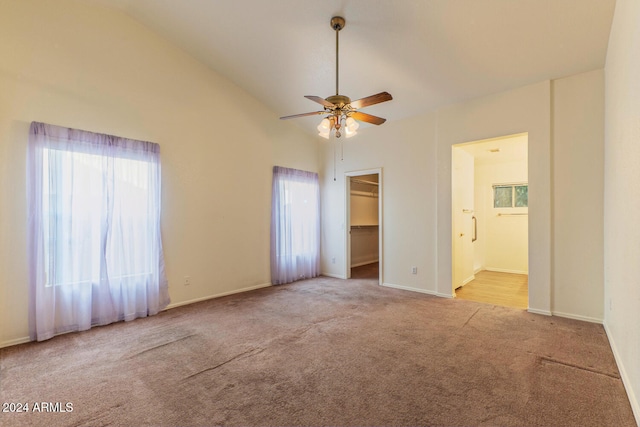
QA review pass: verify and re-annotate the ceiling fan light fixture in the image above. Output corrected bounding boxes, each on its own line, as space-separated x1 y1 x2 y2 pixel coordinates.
317 118 332 139
279 16 392 141
345 117 359 132
317 118 331 131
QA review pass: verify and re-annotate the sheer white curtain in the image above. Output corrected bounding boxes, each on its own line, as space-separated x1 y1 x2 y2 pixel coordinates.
27 122 169 341
270 166 320 285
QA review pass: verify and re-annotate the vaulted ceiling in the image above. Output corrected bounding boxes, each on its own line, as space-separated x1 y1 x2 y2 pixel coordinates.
90 0 616 134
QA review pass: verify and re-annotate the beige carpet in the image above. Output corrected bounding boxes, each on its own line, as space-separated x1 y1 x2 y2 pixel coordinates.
0 275 635 426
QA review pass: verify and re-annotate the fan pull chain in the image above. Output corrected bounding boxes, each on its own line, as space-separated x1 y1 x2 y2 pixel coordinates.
333 137 337 181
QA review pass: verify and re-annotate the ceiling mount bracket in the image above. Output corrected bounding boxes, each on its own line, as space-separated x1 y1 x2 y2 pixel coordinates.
331 16 345 31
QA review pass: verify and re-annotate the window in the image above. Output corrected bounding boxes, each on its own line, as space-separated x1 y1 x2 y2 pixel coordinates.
514 185 528 207
27 122 169 341
42 149 152 287
493 184 528 208
270 166 320 285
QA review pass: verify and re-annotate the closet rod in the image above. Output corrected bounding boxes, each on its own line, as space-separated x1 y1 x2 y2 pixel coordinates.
350 190 378 198
351 178 379 186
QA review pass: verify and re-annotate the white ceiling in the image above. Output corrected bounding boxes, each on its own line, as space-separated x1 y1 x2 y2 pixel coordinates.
90 0 615 135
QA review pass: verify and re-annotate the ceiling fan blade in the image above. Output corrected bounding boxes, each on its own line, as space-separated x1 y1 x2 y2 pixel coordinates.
349 91 393 110
350 111 387 125
305 95 336 108
280 111 325 120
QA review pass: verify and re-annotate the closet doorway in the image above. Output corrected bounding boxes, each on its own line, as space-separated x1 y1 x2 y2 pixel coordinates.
451 134 529 309
346 169 382 284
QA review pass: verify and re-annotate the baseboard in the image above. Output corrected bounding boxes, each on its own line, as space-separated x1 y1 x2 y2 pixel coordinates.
1 283 274 349
604 322 640 426
322 273 348 279
381 282 442 296
437 292 456 299
351 259 379 268
527 308 552 316
165 282 272 310
0 336 31 349
485 267 528 275
461 275 475 286
552 310 603 324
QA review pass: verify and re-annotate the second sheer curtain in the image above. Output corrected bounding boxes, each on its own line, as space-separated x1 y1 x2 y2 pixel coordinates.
270 166 320 285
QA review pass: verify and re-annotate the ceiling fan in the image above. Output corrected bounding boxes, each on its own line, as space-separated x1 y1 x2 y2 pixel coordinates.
280 16 392 139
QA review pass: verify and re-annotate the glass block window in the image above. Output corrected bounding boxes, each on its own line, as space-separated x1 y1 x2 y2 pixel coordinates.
493 184 528 208
493 186 513 208
515 185 528 207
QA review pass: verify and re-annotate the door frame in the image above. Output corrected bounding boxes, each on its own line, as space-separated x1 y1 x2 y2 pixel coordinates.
450 133 530 307
451 145 476 292
345 168 383 284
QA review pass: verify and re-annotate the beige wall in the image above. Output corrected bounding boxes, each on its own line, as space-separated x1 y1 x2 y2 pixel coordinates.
0 0 318 346
350 227 379 268
320 114 439 290
552 69 604 322
321 73 605 321
604 0 640 421
350 193 379 226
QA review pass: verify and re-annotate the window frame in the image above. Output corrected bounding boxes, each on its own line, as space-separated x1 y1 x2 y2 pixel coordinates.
493 183 528 208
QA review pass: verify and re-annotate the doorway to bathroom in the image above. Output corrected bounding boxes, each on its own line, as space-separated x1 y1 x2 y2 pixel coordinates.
452 133 529 309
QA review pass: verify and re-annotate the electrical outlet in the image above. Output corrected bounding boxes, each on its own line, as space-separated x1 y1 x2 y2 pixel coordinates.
332 257 336 264
411 267 417 275
184 276 191 286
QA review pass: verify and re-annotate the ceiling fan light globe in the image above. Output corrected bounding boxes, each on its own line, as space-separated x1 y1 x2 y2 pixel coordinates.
345 117 359 131
318 118 331 131
345 125 357 138
318 131 330 139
